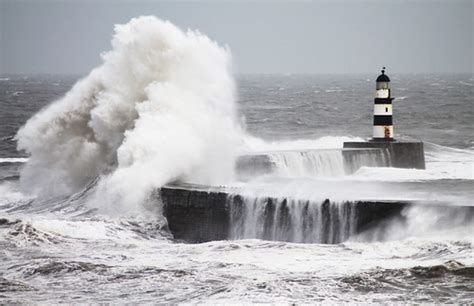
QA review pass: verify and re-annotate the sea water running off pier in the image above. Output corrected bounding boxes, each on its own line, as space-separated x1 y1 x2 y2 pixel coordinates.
0 16 473 303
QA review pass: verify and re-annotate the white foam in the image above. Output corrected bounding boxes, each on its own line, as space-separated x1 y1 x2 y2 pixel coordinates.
459 81 474 87
343 142 474 182
425 142 474 162
241 135 364 154
351 165 473 181
0 182 33 206
394 96 408 101
325 88 344 93
269 150 346 178
16 16 241 212
353 205 474 243
0 157 28 163
31 219 140 241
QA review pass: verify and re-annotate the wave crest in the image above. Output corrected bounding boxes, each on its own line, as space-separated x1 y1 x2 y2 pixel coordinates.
16 16 241 212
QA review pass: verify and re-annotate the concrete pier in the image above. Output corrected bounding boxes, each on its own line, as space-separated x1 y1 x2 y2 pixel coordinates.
343 140 426 169
161 185 405 243
160 185 474 244
161 186 229 242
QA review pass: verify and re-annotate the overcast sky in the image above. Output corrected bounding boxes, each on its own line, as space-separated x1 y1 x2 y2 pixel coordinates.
0 0 472 74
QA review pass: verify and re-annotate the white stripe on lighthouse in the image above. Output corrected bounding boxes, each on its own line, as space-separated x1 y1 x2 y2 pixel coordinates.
375 89 389 98
374 104 392 115
373 126 393 138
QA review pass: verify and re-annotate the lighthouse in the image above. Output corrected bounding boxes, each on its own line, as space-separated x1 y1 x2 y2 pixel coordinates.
373 67 394 141
343 68 425 169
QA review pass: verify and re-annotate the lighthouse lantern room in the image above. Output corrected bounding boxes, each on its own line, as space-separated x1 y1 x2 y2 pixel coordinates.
373 67 394 141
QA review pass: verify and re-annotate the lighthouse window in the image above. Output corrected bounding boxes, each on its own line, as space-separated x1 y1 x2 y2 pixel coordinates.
385 107 388 112
376 82 389 90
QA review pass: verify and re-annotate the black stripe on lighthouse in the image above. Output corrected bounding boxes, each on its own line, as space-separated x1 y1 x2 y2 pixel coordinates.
373 115 393 125
374 98 394 104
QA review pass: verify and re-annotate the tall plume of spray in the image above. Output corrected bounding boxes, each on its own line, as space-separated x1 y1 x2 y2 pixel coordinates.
16 16 241 212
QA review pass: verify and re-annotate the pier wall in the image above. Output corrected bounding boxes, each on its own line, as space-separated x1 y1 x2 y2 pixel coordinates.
343 140 425 169
161 186 473 244
161 186 408 243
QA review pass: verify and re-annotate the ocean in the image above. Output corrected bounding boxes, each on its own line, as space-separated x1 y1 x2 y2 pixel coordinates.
1 72 473 303
1 17 473 303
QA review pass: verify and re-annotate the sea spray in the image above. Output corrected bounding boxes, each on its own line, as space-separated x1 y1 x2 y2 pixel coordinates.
353 204 474 243
16 16 241 213
228 195 357 243
241 135 365 153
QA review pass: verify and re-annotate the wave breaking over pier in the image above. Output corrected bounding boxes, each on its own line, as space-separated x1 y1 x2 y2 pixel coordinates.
237 148 391 179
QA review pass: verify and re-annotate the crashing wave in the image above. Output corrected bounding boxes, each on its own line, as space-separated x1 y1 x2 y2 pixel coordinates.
16 16 241 212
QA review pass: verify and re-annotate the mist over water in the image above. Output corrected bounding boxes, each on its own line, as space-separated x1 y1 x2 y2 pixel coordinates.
0 16 473 303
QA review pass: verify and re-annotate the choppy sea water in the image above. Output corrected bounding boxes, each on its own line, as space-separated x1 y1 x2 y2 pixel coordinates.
1 73 473 303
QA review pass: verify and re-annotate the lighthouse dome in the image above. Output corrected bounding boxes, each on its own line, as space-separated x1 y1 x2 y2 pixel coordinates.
376 68 390 82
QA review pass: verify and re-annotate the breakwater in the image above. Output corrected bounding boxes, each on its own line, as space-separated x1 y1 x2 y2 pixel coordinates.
161 185 409 243
161 145 438 244
343 140 426 169
161 185 474 244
